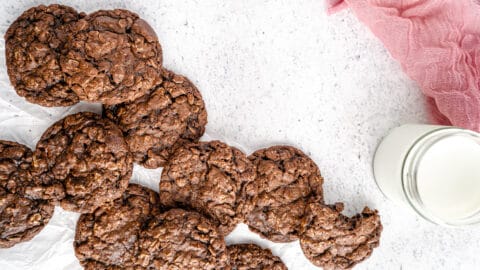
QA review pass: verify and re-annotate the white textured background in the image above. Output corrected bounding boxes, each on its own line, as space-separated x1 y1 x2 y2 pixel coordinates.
0 1 476 269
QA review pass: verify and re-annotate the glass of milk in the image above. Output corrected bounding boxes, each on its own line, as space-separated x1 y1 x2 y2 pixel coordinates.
373 124 480 226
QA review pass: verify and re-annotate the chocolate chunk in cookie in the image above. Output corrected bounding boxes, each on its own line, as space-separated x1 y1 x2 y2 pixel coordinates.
241 145 324 242
74 184 159 269
0 141 54 248
61 9 163 105
5 4 84 107
26 112 133 213
300 203 382 270
159 141 255 235
228 244 287 270
104 69 207 168
137 208 230 269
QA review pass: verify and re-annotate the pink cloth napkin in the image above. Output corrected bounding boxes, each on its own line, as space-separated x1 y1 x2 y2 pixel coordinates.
330 0 480 131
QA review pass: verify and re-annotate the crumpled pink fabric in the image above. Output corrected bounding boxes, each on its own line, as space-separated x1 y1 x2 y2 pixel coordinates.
330 0 480 131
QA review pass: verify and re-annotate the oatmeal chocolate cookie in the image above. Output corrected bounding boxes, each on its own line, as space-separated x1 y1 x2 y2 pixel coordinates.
26 112 133 213
0 141 54 248
137 208 230 269
159 141 255 235
300 203 382 270
74 184 159 269
5 4 84 107
61 9 163 105
241 145 324 242
228 244 287 270
104 69 207 168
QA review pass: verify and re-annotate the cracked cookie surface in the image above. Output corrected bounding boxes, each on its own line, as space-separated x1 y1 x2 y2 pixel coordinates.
104 69 207 168
0 140 54 248
61 9 163 105
27 112 132 213
159 141 255 235
300 203 382 270
241 145 324 242
74 184 159 269
137 208 230 269
228 243 287 270
5 4 84 106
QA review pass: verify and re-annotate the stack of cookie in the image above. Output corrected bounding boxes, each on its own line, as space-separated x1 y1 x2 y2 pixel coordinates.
0 4 383 270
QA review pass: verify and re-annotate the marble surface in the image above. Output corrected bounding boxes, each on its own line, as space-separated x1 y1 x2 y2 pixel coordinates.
0 0 476 269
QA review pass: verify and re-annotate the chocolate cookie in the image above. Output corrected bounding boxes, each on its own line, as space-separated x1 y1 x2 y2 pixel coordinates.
137 208 230 269
0 141 54 248
74 184 159 269
241 145 324 242
159 141 255 235
228 244 287 270
5 4 84 107
300 203 382 270
26 112 133 213
61 9 163 105
104 69 207 168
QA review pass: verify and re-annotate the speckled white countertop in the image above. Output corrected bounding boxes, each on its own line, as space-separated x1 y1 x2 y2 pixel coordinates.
0 1 477 269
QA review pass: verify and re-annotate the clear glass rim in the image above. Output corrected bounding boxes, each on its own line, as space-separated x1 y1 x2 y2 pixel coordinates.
401 127 480 227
